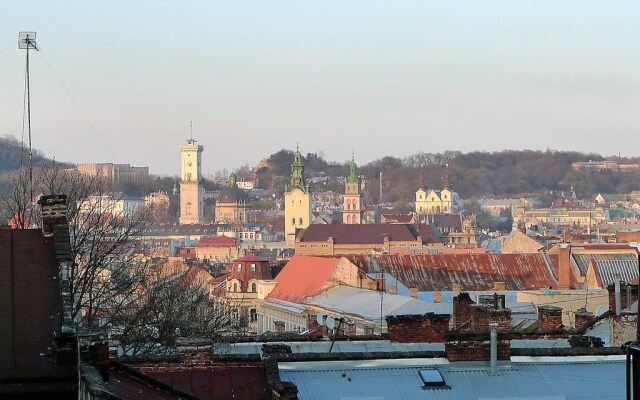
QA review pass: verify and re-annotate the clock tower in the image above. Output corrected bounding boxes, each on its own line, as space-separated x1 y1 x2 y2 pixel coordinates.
179 139 204 224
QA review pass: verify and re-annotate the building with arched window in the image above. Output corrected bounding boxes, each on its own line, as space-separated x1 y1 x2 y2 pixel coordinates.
342 155 364 224
285 146 312 245
225 254 272 333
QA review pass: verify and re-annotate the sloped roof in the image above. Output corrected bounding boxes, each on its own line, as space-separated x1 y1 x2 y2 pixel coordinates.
589 258 639 287
349 253 557 291
382 214 414 223
267 255 342 303
297 224 419 245
416 224 442 244
197 235 237 248
305 286 436 324
234 254 268 263
430 213 463 231
572 253 638 276
217 185 247 204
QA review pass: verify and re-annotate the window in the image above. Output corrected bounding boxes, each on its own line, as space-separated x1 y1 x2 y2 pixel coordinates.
291 218 295 225
418 368 448 389
251 263 256 272
251 282 257 292
299 218 303 225
237 264 242 272
233 282 238 292
250 308 257 322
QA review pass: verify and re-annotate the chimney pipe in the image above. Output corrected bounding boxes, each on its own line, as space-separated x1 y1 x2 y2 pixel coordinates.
615 277 621 316
489 322 498 374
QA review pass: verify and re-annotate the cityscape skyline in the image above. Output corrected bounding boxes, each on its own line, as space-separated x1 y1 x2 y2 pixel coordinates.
1 1 639 176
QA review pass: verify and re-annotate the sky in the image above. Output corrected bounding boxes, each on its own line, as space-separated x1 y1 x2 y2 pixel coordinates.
1 1 639 177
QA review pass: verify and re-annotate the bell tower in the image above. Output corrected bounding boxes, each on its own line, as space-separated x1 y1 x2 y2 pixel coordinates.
179 138 204 224
343 155 363 224
284 146 312 245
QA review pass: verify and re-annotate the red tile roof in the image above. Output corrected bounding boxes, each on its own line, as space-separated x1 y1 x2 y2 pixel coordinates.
297 224 420 245
349 253 558 291
267 255 341 303
197 235 237 248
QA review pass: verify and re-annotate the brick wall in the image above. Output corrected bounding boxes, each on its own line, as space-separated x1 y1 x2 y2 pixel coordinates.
445 332 510 362
471 305 511 332
537 305 563 331
386 313 451 343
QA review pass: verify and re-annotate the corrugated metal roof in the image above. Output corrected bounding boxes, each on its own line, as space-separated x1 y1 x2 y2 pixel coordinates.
280 359 625 400
590 259 639 287
305 286 440 324
573 253 638 276
351 254 558 291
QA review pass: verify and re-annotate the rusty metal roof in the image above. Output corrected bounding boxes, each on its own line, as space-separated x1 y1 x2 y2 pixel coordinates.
350 253 558 291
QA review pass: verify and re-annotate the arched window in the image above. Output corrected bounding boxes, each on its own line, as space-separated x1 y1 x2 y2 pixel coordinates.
252 282 257 292
233 282 238 292
299 217 303 225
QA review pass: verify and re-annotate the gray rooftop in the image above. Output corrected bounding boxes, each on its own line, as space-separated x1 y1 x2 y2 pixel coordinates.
280 357 626 400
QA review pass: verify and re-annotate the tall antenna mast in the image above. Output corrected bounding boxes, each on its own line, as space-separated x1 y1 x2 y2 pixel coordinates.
18 32 38 206
190 120 193 140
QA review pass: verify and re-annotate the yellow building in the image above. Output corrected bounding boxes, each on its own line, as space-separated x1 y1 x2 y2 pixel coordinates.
215 173 249 223
179 139 204 225
415 166 459 215
342 156 364 224
285 147 312 245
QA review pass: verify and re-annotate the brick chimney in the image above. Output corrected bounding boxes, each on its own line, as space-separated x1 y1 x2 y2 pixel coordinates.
574 308 595 330
445 332 510 362
433 291 442 303
537 305 563 331
452 282 462 292
386 313 451 343
410 287 419 298
37 194 68 236
492 281 506 291
471 305 512 332
557 243 571 290
607 282 638 314
453 292 475 331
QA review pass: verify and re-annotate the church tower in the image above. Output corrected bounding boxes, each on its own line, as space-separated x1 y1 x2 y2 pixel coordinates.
342 155 363 224
284 146 312 245
179 139 204 224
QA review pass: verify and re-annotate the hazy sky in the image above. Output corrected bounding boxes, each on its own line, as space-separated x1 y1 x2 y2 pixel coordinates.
1 1 639 176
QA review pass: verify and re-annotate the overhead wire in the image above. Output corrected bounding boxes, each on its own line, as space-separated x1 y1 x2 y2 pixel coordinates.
36 50 117 161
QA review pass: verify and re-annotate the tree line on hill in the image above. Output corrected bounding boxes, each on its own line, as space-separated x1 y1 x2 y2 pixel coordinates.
257 148 640 202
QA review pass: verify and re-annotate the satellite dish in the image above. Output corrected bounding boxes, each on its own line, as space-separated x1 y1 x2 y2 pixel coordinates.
316 313 325 325
326 317 335 330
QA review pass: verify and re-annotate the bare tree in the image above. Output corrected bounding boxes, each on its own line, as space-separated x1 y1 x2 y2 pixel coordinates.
111 262 236 356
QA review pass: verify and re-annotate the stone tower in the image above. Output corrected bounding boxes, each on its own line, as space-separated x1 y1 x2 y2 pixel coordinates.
284 146 312 245
179 139 204 225
342 155 363 224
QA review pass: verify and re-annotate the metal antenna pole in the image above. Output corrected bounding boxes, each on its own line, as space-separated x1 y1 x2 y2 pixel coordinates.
19 32 38 215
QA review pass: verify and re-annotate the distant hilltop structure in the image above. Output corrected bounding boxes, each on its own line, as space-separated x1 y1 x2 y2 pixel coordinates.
76 163 149 186
572 160 640 172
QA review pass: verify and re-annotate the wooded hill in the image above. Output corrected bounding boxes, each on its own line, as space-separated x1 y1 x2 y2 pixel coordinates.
256 149 640 203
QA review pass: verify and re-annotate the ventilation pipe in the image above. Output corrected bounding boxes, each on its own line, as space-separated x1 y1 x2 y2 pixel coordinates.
615 277 621 316
489 322 498 374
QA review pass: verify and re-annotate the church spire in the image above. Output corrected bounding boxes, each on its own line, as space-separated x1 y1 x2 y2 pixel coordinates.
441 161 451 190
287 146 309 192
346 152 360 184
